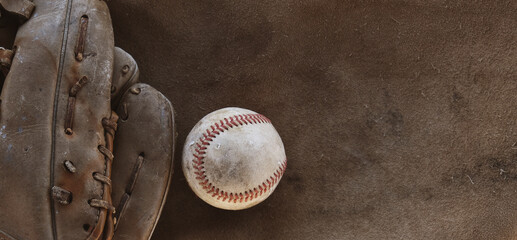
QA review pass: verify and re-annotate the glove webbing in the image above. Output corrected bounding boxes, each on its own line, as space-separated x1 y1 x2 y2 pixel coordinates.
89 113 119 240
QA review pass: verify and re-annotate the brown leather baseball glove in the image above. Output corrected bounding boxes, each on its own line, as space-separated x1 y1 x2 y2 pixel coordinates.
0 1 175 239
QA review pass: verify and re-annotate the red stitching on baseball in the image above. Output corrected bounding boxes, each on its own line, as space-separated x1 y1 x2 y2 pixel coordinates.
192 113 285 203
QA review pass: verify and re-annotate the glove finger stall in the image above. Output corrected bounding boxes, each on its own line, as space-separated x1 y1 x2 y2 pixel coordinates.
112 83 175 240
111 47 139 110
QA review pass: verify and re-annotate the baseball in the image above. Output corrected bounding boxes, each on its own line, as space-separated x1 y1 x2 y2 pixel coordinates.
182 107 287 210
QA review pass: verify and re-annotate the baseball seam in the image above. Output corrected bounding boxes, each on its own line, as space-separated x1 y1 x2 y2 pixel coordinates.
192 113 287 204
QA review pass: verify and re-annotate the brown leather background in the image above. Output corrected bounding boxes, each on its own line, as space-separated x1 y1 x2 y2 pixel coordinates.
106 1 517 239
3 0 517 239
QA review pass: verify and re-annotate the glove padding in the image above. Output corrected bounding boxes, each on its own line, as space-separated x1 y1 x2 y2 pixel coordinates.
0 1 175 240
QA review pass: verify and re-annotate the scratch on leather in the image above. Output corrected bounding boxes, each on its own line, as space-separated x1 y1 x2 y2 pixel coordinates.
192 113 288 203
0 229 18 240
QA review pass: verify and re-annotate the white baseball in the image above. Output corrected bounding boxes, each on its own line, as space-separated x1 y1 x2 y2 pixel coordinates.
182 107 287 210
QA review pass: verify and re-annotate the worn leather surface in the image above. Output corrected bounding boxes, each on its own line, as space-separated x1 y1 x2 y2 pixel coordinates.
53 1 114 238
0 1 176 239
0 0 114 239
112 83 175 240
111 47 140 110
0 0 35 20
106 1 517 239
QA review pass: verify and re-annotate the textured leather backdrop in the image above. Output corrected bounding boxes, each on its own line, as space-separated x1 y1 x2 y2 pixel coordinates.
2 0 517 239
107 1 517 239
